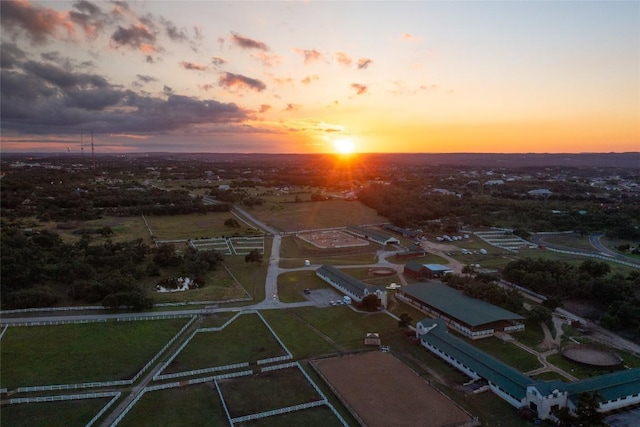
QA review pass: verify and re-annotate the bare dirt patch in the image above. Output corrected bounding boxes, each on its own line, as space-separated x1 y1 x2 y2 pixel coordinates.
298 230 369 249
312 351 473 427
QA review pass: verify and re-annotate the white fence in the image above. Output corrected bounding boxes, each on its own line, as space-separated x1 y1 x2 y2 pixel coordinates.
231 400 327 423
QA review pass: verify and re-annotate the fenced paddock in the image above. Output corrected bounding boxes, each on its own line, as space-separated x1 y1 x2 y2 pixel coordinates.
298 230 369 249
312 351 475 427
190 236 264 255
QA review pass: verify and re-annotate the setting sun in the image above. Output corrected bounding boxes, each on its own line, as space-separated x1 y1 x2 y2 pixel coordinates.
333 139 355 155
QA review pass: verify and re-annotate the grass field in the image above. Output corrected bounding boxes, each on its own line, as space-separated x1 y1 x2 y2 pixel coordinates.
39 216 150 245
462 335 542 372
290 306 398 351
145 212 253 240
163 313 288 374
277 271 332 303
260 310 339 358
241 404 345 427
218 367 322 418
1 319 189 389
0 397 111 427
119 384 227 426
247 199 387 232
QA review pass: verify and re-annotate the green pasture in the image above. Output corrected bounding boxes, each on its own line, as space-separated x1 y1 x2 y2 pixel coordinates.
40 216 150 244
0 397 111 427
290 306 398 351
278 235 377 268
1 319 189 389
390 253 449 266
514 319 547 349
462 336 542 372
545 353 615 380
163 313 287 374
247 199 387 232
224 242 271 302
277 271 331 303
218 367 322 418
145 212 250 240
119 384 227 427
260 310 339 358
241 404 345 427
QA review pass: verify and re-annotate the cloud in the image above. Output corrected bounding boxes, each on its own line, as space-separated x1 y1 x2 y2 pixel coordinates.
259 104 271 113
180 61 207 71
230 33 269 50
0 0 75 44
0 55 247 136
357 58 373 69
335 52 353 67
110 24 156 51
301 75 319 85
402 33 414 40
295 48 323 64
253 52 281 67
219 72 266 92
136 74 157 84
284 103 300 112
350 83 368 95
1 42 28 69
211 56 227 67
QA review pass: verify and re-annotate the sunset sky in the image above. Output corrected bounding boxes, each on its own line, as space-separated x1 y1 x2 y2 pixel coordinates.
1 0 638 154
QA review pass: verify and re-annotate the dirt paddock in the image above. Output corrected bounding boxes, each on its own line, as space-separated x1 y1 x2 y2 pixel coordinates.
312 351 473 427
298 230 369 249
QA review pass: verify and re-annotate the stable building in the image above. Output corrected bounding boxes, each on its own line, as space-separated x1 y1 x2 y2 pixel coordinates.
416 319 640 422
397 282 524 339
346 226 399 246
316 264 387 307
404 262 452 279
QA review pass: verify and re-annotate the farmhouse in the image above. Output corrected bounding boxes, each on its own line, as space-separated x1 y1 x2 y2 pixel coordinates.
345 226 399 246
397 282 524 339
316 265 388 308
416 319 640 422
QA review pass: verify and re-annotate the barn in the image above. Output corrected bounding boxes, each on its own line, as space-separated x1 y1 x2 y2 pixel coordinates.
403 262 452 279
397 282 524 339
345 226 399 246
416 318 640 422
316 264 388 307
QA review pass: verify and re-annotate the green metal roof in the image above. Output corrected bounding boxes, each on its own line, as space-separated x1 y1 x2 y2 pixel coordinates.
316 265 383 298
401 282 524 327
564 368 640 403
418 318 531 400
346 225 398 244
404 261 424 272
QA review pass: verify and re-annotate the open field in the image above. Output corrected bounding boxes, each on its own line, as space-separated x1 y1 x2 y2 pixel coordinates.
241 404 345 427
259 310 338 358
277 270 332 303
247 199 387 232
145 212 251 240
119 383 227 427
163 313 288 374
0 397 111 427
218 367 322 418
464 335 542 372
313 351 472 427
1 319 189 389
39 216 150 245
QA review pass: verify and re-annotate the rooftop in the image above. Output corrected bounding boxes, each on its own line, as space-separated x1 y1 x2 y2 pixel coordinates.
401 282 524 327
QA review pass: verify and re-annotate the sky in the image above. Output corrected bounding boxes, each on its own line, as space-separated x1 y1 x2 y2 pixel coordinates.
1 0 638 154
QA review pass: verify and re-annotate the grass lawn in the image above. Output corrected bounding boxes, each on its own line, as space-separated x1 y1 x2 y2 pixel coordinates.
463 335 542 372
259 310 338 358
164 313 287 374
390 253 449 266
145 212 251 240
224 242 271 303
1 319 189 389
290 306 398 351
119 384 227 427
241 404 345 427
218 367 322 418
545 353 617 380
277 271 331 303
514 319 546 349
246 199 387 232
0 397 111 427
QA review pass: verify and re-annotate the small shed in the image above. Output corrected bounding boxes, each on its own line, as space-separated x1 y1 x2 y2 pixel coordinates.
365 332 381 346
